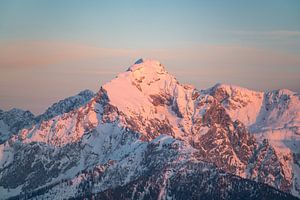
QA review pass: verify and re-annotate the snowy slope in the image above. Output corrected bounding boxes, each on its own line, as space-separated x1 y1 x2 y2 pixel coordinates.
0 90 95 145
204 83 264 126
0 59 299 199
206 83 300 195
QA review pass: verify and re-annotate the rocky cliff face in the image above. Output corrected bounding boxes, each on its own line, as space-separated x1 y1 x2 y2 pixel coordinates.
206 83 300 195
0 59 299 199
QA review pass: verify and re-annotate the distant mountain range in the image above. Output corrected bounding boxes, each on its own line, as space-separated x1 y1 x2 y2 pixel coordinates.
0 59 299 200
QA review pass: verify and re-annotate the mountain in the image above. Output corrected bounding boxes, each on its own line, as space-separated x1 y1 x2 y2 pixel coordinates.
0 59 299 200
0 109 35 144
36 89 95 122
0 90 95 145
205 83 300 194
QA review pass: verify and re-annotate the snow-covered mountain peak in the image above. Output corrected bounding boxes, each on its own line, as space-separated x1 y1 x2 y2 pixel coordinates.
130 58 163 69
205 83 264 126
272 88 296 95
1 60 300 199
3 108 32 116
102 59 180 115
78 89 95 97
134 58 144 64
36 89 95 122
127 59 167 77
207 83 263 98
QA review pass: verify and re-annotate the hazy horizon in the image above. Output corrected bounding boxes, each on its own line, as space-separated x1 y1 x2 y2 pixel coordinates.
1 0 300 114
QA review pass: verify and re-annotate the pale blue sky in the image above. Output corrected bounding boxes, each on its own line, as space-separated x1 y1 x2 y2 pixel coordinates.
1 0 300 49
0 0 300 113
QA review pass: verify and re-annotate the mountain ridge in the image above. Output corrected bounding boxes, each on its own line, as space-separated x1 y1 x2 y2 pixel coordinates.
0 89 95 145
0 59 299 199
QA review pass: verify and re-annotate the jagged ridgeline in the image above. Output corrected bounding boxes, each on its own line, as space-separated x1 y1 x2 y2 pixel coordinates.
0 59 299 200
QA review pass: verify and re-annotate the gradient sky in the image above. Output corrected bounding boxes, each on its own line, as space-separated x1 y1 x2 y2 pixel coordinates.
1 0 300 114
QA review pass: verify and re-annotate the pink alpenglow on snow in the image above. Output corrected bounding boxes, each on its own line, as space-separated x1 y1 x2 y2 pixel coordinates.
0 59 299 199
